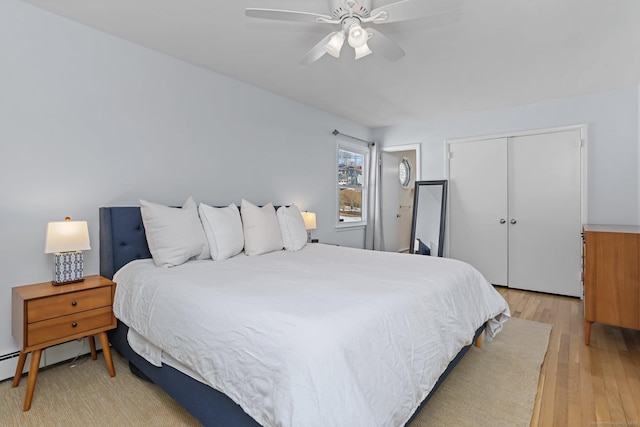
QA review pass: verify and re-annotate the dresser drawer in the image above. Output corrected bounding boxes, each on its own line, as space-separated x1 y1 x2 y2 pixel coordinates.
27 286 111 323
27 306 114 347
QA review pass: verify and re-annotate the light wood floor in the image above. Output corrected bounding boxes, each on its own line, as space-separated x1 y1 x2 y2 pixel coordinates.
497 286 640 427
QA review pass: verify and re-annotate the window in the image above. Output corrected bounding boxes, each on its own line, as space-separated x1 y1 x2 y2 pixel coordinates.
337 139 369 227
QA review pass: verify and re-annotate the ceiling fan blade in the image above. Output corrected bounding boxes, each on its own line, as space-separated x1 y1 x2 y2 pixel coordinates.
300 33 334 65
367 28 405 61
246 8 334 24
371 0 463 24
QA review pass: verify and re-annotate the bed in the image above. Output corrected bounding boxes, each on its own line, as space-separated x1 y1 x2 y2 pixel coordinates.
99 204 509 427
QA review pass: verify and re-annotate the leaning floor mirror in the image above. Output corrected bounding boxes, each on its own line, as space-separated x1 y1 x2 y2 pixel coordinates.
409 180 448 257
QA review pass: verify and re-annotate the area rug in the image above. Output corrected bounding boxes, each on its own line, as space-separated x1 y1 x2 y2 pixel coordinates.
0 317 550 426
410 317 551 427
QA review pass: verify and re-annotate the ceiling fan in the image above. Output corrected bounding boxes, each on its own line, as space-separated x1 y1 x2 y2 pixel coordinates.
246 0 463 65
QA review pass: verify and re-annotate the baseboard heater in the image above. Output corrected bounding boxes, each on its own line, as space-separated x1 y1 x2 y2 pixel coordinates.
0 351 21 382
0 351 20 362
1 340 94 382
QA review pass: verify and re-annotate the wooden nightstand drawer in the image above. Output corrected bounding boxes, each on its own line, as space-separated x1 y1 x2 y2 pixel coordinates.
27 286 111 323
27 306 114 348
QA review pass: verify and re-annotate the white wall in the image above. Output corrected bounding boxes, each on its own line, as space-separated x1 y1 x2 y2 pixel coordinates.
374 87 640 226
0 0 370 356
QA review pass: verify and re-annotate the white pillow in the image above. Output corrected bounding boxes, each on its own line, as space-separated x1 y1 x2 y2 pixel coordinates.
241 199 283 256
198 203 244 261
276 204 308 251
140 197 210 267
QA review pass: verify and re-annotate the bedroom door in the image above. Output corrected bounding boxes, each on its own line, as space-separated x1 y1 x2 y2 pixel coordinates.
381 152 401 252
448 128 584 297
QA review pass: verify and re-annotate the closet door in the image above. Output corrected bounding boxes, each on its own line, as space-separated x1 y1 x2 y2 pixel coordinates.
508 130 582 296
449 138 508 285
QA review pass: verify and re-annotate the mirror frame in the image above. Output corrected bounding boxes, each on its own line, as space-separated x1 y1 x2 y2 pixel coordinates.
409 180 448 257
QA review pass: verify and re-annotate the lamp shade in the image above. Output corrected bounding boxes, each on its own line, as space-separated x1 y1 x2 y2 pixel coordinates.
324 31 345 58
300 212 317 230
347 23 368 48
354 43 373 60
45 219 91 253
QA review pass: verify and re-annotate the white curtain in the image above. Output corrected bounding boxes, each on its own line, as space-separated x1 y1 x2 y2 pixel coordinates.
365 143 384 250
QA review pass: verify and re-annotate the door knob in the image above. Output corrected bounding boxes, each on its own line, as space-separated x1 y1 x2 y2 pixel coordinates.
510 219 517 224
499 219 506 224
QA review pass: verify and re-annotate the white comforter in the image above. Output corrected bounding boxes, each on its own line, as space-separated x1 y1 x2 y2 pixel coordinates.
113 244 509 427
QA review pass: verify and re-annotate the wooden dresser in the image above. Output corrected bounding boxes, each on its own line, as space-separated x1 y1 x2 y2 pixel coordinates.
583 224 640 345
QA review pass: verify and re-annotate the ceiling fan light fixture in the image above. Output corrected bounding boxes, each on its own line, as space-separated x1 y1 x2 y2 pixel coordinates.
354 43 372 60
347 23 368 48
247 0 450 64
324 31 345 58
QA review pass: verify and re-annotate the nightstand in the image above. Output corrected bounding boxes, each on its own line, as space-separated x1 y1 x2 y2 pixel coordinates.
11 275 117 411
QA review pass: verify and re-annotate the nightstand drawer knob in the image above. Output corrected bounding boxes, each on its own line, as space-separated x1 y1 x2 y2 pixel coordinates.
71 322 78 328
71 301 78 306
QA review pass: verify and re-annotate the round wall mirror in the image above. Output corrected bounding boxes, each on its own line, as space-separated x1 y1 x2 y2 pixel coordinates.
398 157 412 188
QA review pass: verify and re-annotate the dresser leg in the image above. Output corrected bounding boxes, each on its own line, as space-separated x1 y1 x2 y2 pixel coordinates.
584 320 593 346
23 349 42 411
99 332 116 377
88 336 97 360
12 352 27 387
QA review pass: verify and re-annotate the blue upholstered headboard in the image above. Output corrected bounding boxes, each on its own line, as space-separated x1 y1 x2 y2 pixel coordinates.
99 204 283 279
99 207 151 280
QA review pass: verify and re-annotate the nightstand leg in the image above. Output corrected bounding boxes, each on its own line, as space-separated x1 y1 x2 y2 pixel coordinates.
88 336 97 360
23 349 42 411
12 352 27 387
99 332 116 377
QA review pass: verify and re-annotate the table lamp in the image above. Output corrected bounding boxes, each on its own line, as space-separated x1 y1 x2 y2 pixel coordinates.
45 217 91 285
300 211 317 243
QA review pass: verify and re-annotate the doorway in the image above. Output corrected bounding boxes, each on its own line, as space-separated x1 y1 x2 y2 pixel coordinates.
381 144 421 253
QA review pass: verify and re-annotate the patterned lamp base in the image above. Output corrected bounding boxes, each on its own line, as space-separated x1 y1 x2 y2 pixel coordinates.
53 251 85 285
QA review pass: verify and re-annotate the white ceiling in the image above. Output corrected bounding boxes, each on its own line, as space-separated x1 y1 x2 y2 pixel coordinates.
20 0 640 128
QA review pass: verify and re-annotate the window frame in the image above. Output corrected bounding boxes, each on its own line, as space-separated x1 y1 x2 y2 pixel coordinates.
335 138 369 229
